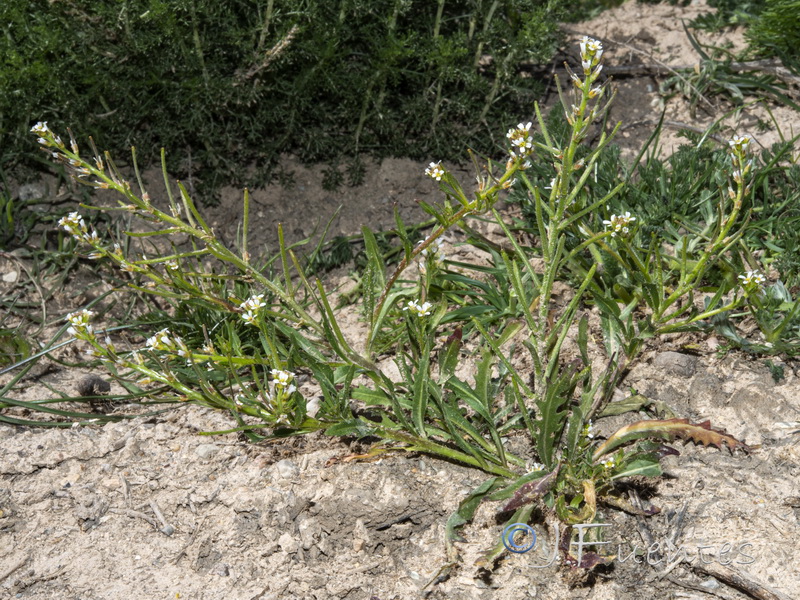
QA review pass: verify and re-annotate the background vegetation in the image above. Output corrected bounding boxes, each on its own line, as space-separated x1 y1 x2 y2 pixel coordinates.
2 0 564 201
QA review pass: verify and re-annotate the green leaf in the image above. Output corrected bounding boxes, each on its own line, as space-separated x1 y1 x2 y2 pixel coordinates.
351 386 392 406
599 393 678 418
611 457 662 480
324 419 374 438
445 477 504 560
438 328 462 380
412 348 431 438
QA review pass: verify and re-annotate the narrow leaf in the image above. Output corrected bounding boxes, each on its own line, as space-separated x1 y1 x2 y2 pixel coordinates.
593 418 749 461
502 466 560 512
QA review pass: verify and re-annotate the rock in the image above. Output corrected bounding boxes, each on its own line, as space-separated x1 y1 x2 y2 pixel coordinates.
72 487 109 531
653 351 697 378
76 375 111 396
18 183 45 202
306 397 321 418
298 518 321 550
278 532 299 554
195 443 220 459
274 459 299 480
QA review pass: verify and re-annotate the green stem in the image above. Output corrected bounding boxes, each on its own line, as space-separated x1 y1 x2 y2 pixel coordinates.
433 0 445 40
374 425 519 478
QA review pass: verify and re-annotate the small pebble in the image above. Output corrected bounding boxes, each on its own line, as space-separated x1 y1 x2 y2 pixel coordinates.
274 459 299 479
653 351 697 378
195 444 220 459
278 532 299 554
76 376 111 396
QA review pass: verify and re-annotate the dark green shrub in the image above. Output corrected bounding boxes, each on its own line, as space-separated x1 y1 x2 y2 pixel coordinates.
746 1 800 72
2 0 565 201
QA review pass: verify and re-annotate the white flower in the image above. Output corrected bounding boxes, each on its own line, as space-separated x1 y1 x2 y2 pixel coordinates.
271 369 296 392
602 212 636 237
585 420 595 440
738 270 765 288
580 36 603 60
240 294 266 326
419 238 445 262
58 212 88 240
729 135 752 152
403 299 433 317
506 122 534 158
31 121 49 136
119 261 139 273
145 328 166 350
425 161 445 181
580 35 603 64
418 239 445 275
144 328 189 357
65 309 95 338
31 121 61 147
31 121 55 146
600 455 616 468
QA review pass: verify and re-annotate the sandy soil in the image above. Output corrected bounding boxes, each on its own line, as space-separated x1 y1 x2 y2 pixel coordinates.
2 1 800 599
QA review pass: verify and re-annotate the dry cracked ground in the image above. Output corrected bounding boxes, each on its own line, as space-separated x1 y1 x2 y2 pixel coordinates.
2 1 800 598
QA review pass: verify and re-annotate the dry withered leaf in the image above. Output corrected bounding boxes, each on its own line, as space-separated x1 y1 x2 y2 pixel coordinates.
503 466 560 512
593 418 749 461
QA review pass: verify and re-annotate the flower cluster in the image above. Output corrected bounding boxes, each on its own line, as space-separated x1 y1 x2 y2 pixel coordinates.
271 369 297 393
584 420 595 440
420 238 445 260
240 294 266 326
599 454 616 469
145 328 190 358
417 238 446 275
31 121 63 148
232 369 299 425
32 121 118 187
603 212 636 237
579 36 603 76
425 161 445 181
738 270 765 290
403 299 433 317
58 212 100 245
728 134 752 154
506 122 534 164
727 134 755 194
65 310 95 340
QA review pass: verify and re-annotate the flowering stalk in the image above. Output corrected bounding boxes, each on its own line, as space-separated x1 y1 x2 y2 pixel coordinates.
35 123 381 373
34 123 320 328
649 135 754 333
366 154 523 354
525 38 622 381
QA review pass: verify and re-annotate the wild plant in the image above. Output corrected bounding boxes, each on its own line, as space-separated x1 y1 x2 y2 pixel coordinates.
713 276 800 355
26 37 752 572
